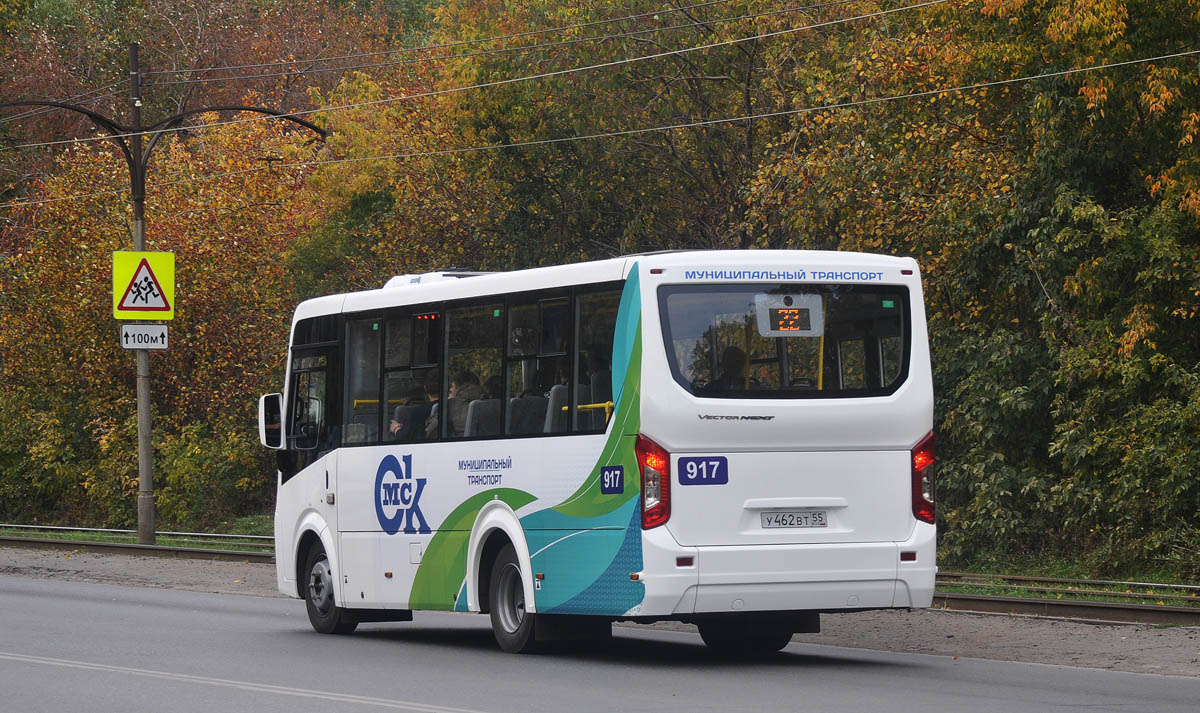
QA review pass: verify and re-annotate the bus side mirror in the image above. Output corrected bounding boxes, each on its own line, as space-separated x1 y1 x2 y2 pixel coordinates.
259 393 284 449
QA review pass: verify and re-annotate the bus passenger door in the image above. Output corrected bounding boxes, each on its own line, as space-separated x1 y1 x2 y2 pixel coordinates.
279 348 340 586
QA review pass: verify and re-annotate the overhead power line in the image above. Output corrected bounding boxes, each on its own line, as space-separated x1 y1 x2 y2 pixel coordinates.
5 48 1196 211
1 0 952 152
148 0 858 88
144 0 744 78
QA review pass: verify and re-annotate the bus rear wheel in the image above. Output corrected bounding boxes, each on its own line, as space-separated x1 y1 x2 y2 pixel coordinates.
303 544 358 635
488 544 539 653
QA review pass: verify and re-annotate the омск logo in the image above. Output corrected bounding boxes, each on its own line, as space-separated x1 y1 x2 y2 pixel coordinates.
374 454 430 535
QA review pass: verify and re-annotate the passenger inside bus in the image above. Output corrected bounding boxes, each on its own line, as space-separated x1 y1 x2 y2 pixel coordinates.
507 365 553 435
423 371 441 438
447 371 484 437
483 375 504 400
708 346 747 391
388 382 430 442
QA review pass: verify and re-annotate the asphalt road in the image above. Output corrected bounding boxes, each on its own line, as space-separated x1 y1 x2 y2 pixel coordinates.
1 575 1197 713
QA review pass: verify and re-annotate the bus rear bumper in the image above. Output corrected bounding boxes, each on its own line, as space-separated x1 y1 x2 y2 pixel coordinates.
633 522 936 616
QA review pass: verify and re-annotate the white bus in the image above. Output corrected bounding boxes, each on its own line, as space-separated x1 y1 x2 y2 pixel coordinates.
258 250 936 654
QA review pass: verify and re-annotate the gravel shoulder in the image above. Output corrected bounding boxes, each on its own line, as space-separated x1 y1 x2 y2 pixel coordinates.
2 545 1197 677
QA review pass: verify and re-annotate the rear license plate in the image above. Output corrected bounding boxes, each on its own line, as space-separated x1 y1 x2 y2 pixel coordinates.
760 510 827 528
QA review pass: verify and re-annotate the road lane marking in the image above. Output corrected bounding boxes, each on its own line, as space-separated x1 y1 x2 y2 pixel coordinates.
0 651 493 712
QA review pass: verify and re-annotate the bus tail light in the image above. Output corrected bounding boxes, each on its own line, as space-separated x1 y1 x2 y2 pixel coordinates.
637 435 671 529
911 432 935 524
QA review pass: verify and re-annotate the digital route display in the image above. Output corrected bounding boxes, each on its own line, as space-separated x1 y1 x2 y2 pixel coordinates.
767 307 811 332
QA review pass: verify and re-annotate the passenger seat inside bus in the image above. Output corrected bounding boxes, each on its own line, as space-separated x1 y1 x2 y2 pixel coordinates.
464 399 501 438
392 403 431 442
508 395 547 435
346 399 378 443
544 384 568 433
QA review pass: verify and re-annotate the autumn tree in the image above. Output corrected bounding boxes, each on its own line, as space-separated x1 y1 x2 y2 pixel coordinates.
0 117 326 527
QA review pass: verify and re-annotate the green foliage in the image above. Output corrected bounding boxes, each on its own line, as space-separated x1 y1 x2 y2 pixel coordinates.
218 512 274 536
156 422 273 530
0 390 86 524
0 0 34 35
377 0 435 35
935 326 1057 562
925 0 1200 579
1031 192 1200 576
286 190 397 300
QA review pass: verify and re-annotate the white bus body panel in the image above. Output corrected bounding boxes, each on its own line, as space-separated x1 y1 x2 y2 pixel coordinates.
634 251 935 615
332 431 609 612
274 450 338 598
666 450 913 547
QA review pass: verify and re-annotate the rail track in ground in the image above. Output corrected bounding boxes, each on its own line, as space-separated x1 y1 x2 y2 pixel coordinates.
3 526 1198 626
0 523 273 562
0 534 274 563
934 570 1200 626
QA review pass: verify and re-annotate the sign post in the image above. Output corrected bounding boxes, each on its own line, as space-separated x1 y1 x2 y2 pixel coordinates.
113 250 174 544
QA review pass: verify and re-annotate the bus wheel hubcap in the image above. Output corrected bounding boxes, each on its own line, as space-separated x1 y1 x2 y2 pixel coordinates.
309 559 334 615
496 563 525 633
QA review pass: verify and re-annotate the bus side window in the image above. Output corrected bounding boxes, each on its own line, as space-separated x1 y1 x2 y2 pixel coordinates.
574 290 620 432
446 303 503 439
344 319 382 444
383 315 435 444
506 297 567 435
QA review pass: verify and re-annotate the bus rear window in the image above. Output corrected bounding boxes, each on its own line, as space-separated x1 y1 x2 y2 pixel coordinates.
658 284 910 398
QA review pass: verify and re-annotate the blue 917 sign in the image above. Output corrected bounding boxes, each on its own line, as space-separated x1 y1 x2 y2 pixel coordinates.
600 466 624 494
678 456 728 485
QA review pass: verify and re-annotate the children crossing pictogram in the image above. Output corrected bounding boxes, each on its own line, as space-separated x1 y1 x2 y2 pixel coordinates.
118 258 170 311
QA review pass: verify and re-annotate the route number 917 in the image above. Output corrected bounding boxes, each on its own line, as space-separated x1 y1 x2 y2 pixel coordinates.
600 466 624 494
678 456 729 486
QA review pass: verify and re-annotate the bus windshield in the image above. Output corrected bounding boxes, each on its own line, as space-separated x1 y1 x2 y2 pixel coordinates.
658 283 910 398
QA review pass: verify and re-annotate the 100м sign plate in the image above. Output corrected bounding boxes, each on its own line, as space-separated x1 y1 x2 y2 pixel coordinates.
120 324 169 350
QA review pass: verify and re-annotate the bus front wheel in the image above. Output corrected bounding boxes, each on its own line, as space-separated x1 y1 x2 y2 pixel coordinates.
303 544 358 635
488 544 539 653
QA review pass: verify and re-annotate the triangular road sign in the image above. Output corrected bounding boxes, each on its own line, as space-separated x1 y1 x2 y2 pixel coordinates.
117 257 172 312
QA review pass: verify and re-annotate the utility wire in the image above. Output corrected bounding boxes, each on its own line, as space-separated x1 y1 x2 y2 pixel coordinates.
144 0 743 78
149 0 857 88
1 0 952 151
0 185 128 207
4 47 1196 211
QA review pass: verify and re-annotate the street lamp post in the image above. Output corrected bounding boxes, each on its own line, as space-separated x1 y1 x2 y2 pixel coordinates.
128 44 155 544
